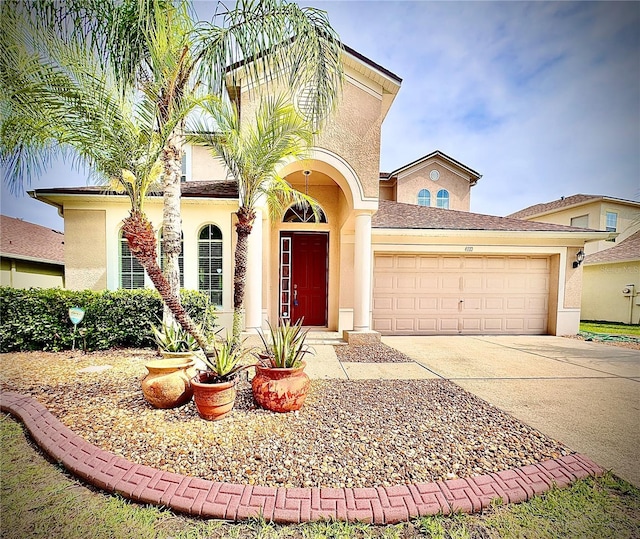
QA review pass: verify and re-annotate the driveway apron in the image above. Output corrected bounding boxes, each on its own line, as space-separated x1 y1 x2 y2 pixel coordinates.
382 335 640 487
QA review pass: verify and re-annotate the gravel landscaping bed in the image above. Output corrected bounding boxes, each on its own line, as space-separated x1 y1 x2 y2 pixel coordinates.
1 349 570 489
334 342 414 363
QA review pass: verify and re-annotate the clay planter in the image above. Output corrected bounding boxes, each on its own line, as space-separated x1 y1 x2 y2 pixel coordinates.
191 372 237 421
252 361 310 413
141 358 196 409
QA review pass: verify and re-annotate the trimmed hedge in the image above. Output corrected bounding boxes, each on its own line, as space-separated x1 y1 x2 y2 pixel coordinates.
0 287 217 352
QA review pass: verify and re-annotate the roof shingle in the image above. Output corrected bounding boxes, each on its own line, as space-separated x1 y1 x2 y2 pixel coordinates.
0 215 64 264
507 194 640 219
372 200 601 232
585 231 640 264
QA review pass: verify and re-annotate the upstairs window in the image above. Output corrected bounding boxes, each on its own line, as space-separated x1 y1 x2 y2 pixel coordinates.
199 225 223 306
570 215 589 228
417 189 431 207
436 189 450 209
120 232 145 289
283 201 327 223
605 211 617 232
159 229 184 288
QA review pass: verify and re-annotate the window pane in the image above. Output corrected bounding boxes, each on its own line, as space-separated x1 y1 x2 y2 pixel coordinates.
570 215 589 228
605 212 617 232
417 189 430 207
436 189 449 209
120 236 144 289
199 225 223 306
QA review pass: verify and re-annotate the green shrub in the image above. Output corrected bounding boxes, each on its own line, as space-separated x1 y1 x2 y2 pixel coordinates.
0 287 217 352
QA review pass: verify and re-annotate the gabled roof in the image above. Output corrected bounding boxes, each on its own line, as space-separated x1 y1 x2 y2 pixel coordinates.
0 215 64 264
585 230 640 265
372 200 605 233
383 150 482 185
507 194 640 220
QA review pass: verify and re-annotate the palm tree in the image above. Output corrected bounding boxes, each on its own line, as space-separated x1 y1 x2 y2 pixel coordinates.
187 95 318 340
0 6 211 351
2 0 342 342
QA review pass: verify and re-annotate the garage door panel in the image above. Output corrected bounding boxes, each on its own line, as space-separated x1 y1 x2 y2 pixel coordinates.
373 254 550 335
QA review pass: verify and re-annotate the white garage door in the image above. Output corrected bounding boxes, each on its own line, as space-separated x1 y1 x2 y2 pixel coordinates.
372 254 550 335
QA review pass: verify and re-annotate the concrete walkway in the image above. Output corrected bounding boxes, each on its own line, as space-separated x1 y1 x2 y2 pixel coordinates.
381 335 640 487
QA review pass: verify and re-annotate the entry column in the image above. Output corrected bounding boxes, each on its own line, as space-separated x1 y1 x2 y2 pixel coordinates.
345 211 380 343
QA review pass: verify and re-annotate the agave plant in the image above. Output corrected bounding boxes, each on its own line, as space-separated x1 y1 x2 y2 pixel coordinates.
200 333 254 382
257 318 314 368
152 321 199 353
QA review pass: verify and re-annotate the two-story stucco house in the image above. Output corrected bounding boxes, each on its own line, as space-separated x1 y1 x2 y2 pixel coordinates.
509 195 640 324
29 45 613 339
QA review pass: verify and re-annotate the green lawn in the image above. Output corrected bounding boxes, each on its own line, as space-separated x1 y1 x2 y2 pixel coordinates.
580 321 640 337
2 415 639 538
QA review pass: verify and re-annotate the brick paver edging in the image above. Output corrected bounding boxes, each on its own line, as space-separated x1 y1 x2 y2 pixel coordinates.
1 391 605 524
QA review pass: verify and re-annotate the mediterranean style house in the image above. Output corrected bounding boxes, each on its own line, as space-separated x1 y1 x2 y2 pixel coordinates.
509 195 640 324
0 215 65 288
29 45 614 339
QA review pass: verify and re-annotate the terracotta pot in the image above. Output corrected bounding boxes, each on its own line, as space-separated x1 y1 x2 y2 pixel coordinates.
141 358 195 409
191 372 237 421
252 361 310 413
160 350 196 361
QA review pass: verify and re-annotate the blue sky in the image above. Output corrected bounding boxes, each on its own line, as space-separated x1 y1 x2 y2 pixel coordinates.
2 0 639 231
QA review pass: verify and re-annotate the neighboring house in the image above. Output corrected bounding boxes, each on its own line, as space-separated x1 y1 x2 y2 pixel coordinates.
581 232 640 324
0 215 65 288
508 195 640 323
507 194 640 255
29 45 612 339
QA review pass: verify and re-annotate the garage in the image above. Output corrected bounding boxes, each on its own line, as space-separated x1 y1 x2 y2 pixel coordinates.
372 254 551 335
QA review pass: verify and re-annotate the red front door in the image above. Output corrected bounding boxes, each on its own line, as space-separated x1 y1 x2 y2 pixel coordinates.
281 233 328 326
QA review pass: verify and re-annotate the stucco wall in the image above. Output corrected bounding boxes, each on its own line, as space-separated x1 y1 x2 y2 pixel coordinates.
395 160 471 210
65 209 107 290
564 247 584 309
190 145 228 182
582 262 640 323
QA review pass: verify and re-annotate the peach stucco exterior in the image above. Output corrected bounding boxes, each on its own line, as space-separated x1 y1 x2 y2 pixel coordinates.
29 46 613 337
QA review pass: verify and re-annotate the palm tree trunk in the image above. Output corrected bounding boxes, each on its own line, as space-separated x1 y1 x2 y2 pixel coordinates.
122 211 209 353
161 134 183 325
233 206 256 341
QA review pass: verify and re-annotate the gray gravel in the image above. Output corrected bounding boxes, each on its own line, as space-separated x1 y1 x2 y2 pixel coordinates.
334 342 414 363
1 349 570 489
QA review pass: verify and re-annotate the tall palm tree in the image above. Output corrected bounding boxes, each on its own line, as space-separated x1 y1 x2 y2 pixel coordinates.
0 6 211 351
187 95 317 340
2 0 342 341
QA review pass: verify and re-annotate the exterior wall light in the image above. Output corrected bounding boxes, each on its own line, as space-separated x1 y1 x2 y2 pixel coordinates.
573 249 585 268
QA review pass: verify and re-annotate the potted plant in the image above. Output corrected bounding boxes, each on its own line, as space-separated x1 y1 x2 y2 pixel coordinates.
141 321 199 409
191 334 253 420
252 318 313 412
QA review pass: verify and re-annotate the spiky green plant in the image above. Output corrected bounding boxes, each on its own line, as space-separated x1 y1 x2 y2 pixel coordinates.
257 318 314 368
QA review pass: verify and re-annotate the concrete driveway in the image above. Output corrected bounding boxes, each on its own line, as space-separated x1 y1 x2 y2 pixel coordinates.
382 335 640 487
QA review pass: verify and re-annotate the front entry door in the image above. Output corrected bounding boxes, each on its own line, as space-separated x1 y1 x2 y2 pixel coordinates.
280 233 328 326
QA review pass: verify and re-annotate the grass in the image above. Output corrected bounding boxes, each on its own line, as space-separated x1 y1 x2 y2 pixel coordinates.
2 415 639 538
580 321 640 336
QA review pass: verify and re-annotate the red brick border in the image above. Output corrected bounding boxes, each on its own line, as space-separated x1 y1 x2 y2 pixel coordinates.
0 391 605 524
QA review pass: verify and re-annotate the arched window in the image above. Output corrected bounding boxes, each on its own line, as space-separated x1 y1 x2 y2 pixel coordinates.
436 189 450 209
159 229 184 288
417 189 431 207
120 231 145 289
198 225 223 306
282 201 327 223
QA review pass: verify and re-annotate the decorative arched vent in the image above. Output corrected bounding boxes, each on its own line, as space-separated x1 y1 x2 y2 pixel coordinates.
283 202 327 223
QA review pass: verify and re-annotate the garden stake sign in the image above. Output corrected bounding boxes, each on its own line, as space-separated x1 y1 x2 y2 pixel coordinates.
69 307 85 351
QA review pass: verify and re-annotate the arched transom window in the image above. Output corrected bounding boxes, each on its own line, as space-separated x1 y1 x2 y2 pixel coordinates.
282 201 327 223
198 225 223 306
